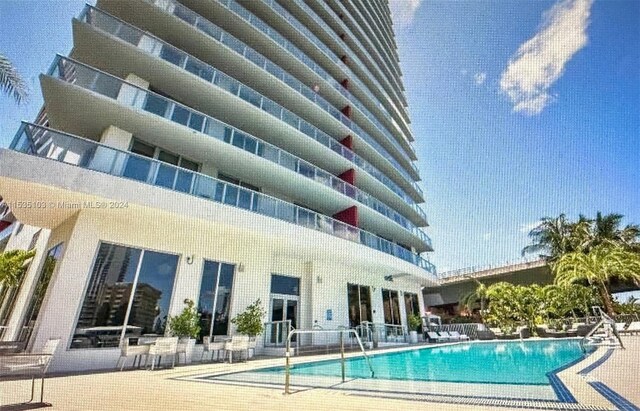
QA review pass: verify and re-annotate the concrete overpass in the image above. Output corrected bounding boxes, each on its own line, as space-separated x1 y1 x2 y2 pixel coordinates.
424 257 640 312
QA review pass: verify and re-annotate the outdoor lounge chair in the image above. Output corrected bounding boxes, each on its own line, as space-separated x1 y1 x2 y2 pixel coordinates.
0 337 60 403
117 338 150 371
439 331 458 341
614 323 628 333
575 324 596 337
426 332 447 343
476 330 496 340
201 336 226 362
449 331 470 341
224 335 250 363
147 337 178 370
620 321 640 335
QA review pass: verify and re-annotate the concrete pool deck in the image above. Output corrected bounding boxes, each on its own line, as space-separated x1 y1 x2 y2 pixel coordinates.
0 336 638 410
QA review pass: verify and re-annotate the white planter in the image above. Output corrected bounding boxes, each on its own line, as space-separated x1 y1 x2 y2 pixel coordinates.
409 331 418 344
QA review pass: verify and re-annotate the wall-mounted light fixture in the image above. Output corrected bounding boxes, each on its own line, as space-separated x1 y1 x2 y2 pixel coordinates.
238 263 245 272
317 276 322 284
186 255 194 265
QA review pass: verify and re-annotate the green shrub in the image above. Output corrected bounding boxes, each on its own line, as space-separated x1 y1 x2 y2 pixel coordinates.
168 299 201 338
231 299 266 336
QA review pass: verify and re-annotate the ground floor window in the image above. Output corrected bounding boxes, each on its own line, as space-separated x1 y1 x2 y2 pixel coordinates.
404 292 420 317
71 242 178 349
347 283 372 328
381 289 401 325
20 243 64 343
196 260 235 343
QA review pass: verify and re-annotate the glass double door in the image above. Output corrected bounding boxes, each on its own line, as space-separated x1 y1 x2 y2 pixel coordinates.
269 294 298 344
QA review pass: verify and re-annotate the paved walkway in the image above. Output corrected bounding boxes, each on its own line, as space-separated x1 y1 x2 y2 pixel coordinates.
588 335 640 406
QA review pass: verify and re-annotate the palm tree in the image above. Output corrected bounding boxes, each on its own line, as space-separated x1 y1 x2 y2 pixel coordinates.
459 277 488 315
590 212 640 251
0 53 28 104
553 244 640 316
522 214 591 261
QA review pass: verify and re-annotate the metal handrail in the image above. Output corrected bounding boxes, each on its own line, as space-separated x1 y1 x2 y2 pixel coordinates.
284 328 374 394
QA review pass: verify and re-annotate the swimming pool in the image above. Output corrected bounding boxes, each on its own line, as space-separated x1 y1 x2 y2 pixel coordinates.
257 339 591 385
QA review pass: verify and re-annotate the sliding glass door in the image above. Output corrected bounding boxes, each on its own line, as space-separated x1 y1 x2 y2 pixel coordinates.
382 289 401 325
347 284 372 328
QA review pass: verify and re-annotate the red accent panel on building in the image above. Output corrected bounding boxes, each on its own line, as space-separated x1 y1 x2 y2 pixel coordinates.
340 55 349 64
338 169 355 185
0 220 11 232
340 135 353 149
341 105 352 118
339 33 346 41
341 79 349 89
333 206 358 227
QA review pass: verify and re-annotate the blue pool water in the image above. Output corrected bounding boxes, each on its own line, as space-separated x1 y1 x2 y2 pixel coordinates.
258 340 590 385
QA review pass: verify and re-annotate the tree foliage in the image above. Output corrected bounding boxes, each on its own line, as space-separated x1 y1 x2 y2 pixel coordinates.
0 53 28 104
168 298 201 338
482 282 600 334
231 299 266 337
554 245 640 315
0 249 36 287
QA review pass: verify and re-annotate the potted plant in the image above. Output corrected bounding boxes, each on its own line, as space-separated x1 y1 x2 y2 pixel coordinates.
231 299 266 358
408 314 422 343
168 299 201 364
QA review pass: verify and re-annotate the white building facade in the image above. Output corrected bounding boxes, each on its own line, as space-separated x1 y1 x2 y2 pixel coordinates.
0 0 437 372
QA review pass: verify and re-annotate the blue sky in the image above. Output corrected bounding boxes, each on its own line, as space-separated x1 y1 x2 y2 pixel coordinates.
391 0 640 272
1 0 639 274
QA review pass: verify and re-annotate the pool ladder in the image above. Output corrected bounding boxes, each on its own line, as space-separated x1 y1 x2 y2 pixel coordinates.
283 328 375 394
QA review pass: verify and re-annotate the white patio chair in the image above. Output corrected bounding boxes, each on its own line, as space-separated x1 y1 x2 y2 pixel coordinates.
201 336 226 362
175 337 192 364
0 337 60 403
224 335 250 364
147 337 178 370
117 338 151 371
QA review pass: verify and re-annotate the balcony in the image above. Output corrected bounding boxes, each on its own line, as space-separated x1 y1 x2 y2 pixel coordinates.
42 56 431 250
282 0 415 148
98 0 425 204
9 123 436 273
201 0 422 175
305 0 414 142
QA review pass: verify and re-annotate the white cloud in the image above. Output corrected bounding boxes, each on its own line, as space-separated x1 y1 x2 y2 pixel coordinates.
499 0 593 115
482 232 493 241
389 0 424 27
474 72 487 85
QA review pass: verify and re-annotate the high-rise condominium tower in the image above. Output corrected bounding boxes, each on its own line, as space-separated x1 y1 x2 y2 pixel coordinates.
0 0 436 371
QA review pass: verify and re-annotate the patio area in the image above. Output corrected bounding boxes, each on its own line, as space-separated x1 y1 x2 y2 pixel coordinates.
0 336 638 410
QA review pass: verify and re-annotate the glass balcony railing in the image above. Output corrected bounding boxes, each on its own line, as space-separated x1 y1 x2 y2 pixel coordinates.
277 0 414 154
307 0 414 140
216 0 420 181
137 1 426 207
324 0 408 119
47 55 431 246
79 6 427 227
10 123 436 274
